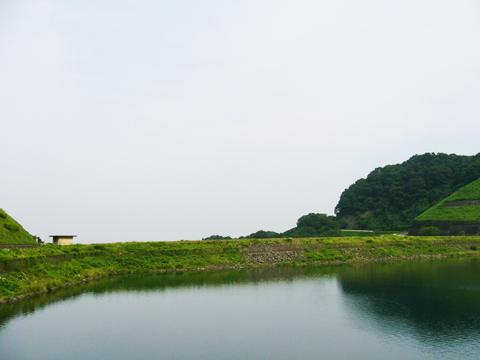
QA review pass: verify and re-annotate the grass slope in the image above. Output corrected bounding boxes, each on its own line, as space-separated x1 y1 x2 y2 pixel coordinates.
415 178 480 222
2 236 480 304
0 209 36 245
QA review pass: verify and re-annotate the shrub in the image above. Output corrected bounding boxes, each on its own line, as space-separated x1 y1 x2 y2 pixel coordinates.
202 235 232 241
0 278 20 292
245 230 280 239
4 223 19 232
470 245 477 251
419 226 440 236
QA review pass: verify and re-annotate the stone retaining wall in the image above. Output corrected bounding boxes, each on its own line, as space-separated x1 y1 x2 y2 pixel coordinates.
0 244 40 249
444 200 480 207
409 221 480 236
0 253 92 273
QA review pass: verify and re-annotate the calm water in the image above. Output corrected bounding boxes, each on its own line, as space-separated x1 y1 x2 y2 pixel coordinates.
1 258 480 359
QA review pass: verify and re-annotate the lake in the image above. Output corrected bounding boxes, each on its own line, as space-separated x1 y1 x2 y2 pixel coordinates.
1 257 480 359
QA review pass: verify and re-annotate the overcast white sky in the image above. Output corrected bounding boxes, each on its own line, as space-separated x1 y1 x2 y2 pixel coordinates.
1 1 480 244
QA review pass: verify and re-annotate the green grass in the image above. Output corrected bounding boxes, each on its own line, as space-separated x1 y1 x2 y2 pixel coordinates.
339 230 405 237
415 178 480 222
2 236 480 304
416 204 480 222
0 239 250 302
444 178 480 202
0 209 36 245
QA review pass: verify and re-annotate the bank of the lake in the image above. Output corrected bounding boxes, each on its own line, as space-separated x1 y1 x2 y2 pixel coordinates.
1 236 480 305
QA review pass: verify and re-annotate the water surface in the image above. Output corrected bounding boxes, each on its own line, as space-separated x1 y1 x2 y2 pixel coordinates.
1 258 480 359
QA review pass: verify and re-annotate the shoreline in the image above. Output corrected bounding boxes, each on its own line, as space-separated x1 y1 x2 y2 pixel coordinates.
2 236 480 306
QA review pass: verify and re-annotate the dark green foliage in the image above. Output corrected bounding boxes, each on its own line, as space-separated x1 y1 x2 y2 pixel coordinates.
335 153 480 230
419 226 440 236
337 218 349 229
202 235 232 240
4 224 19 232
0 278 20 298
283 213 341 237
244 230 280 239
243 214 342 239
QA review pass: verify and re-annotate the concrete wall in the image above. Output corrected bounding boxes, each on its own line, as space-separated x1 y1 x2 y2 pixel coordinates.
58 238 74 246
52 237 74 246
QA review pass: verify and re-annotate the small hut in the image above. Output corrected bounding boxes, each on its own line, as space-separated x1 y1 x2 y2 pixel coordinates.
50 235 76 246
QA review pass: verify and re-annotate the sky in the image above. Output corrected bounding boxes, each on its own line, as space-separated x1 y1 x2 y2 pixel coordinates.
1 0 480 244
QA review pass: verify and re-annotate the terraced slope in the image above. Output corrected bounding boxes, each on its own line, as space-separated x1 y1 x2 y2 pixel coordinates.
410 178 480 235
0 209 36 245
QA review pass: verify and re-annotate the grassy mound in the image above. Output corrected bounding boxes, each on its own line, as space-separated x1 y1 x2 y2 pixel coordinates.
415 178 480 222
0 209 36 245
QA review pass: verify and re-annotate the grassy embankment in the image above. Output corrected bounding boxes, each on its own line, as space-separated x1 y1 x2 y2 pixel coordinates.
416 178 480 222
0 209 36 245
2 236 480 304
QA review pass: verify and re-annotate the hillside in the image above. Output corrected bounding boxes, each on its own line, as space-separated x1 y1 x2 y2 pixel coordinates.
410 178 480 235
335 152 480 230
0 209 36 245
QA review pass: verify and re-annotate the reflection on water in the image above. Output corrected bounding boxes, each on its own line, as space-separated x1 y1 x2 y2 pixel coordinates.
0 266 338 330
1 259 480 360
337 258 480 348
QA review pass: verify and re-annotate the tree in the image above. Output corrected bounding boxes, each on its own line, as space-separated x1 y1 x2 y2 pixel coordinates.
245 230 280 239
283 213 341 237
335 152 480 230
202 235 232 241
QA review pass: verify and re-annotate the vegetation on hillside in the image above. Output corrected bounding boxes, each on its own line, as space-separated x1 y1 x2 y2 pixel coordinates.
416 206 480 223
237 213 342 239
2 236 480 304
442 177 480 202
282 213 341 237
335 152 480 230
202 235 232 240
0 209 36 245
415 178 480 222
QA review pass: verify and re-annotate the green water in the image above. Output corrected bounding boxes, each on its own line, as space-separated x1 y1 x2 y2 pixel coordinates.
1 258 480 359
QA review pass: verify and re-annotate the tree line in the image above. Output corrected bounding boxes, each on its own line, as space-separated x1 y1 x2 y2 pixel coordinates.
203 213 342 240
203 152 480 239
335 152 480 230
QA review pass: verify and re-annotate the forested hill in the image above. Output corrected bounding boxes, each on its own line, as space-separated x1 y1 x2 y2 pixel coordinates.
335 153 480 230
